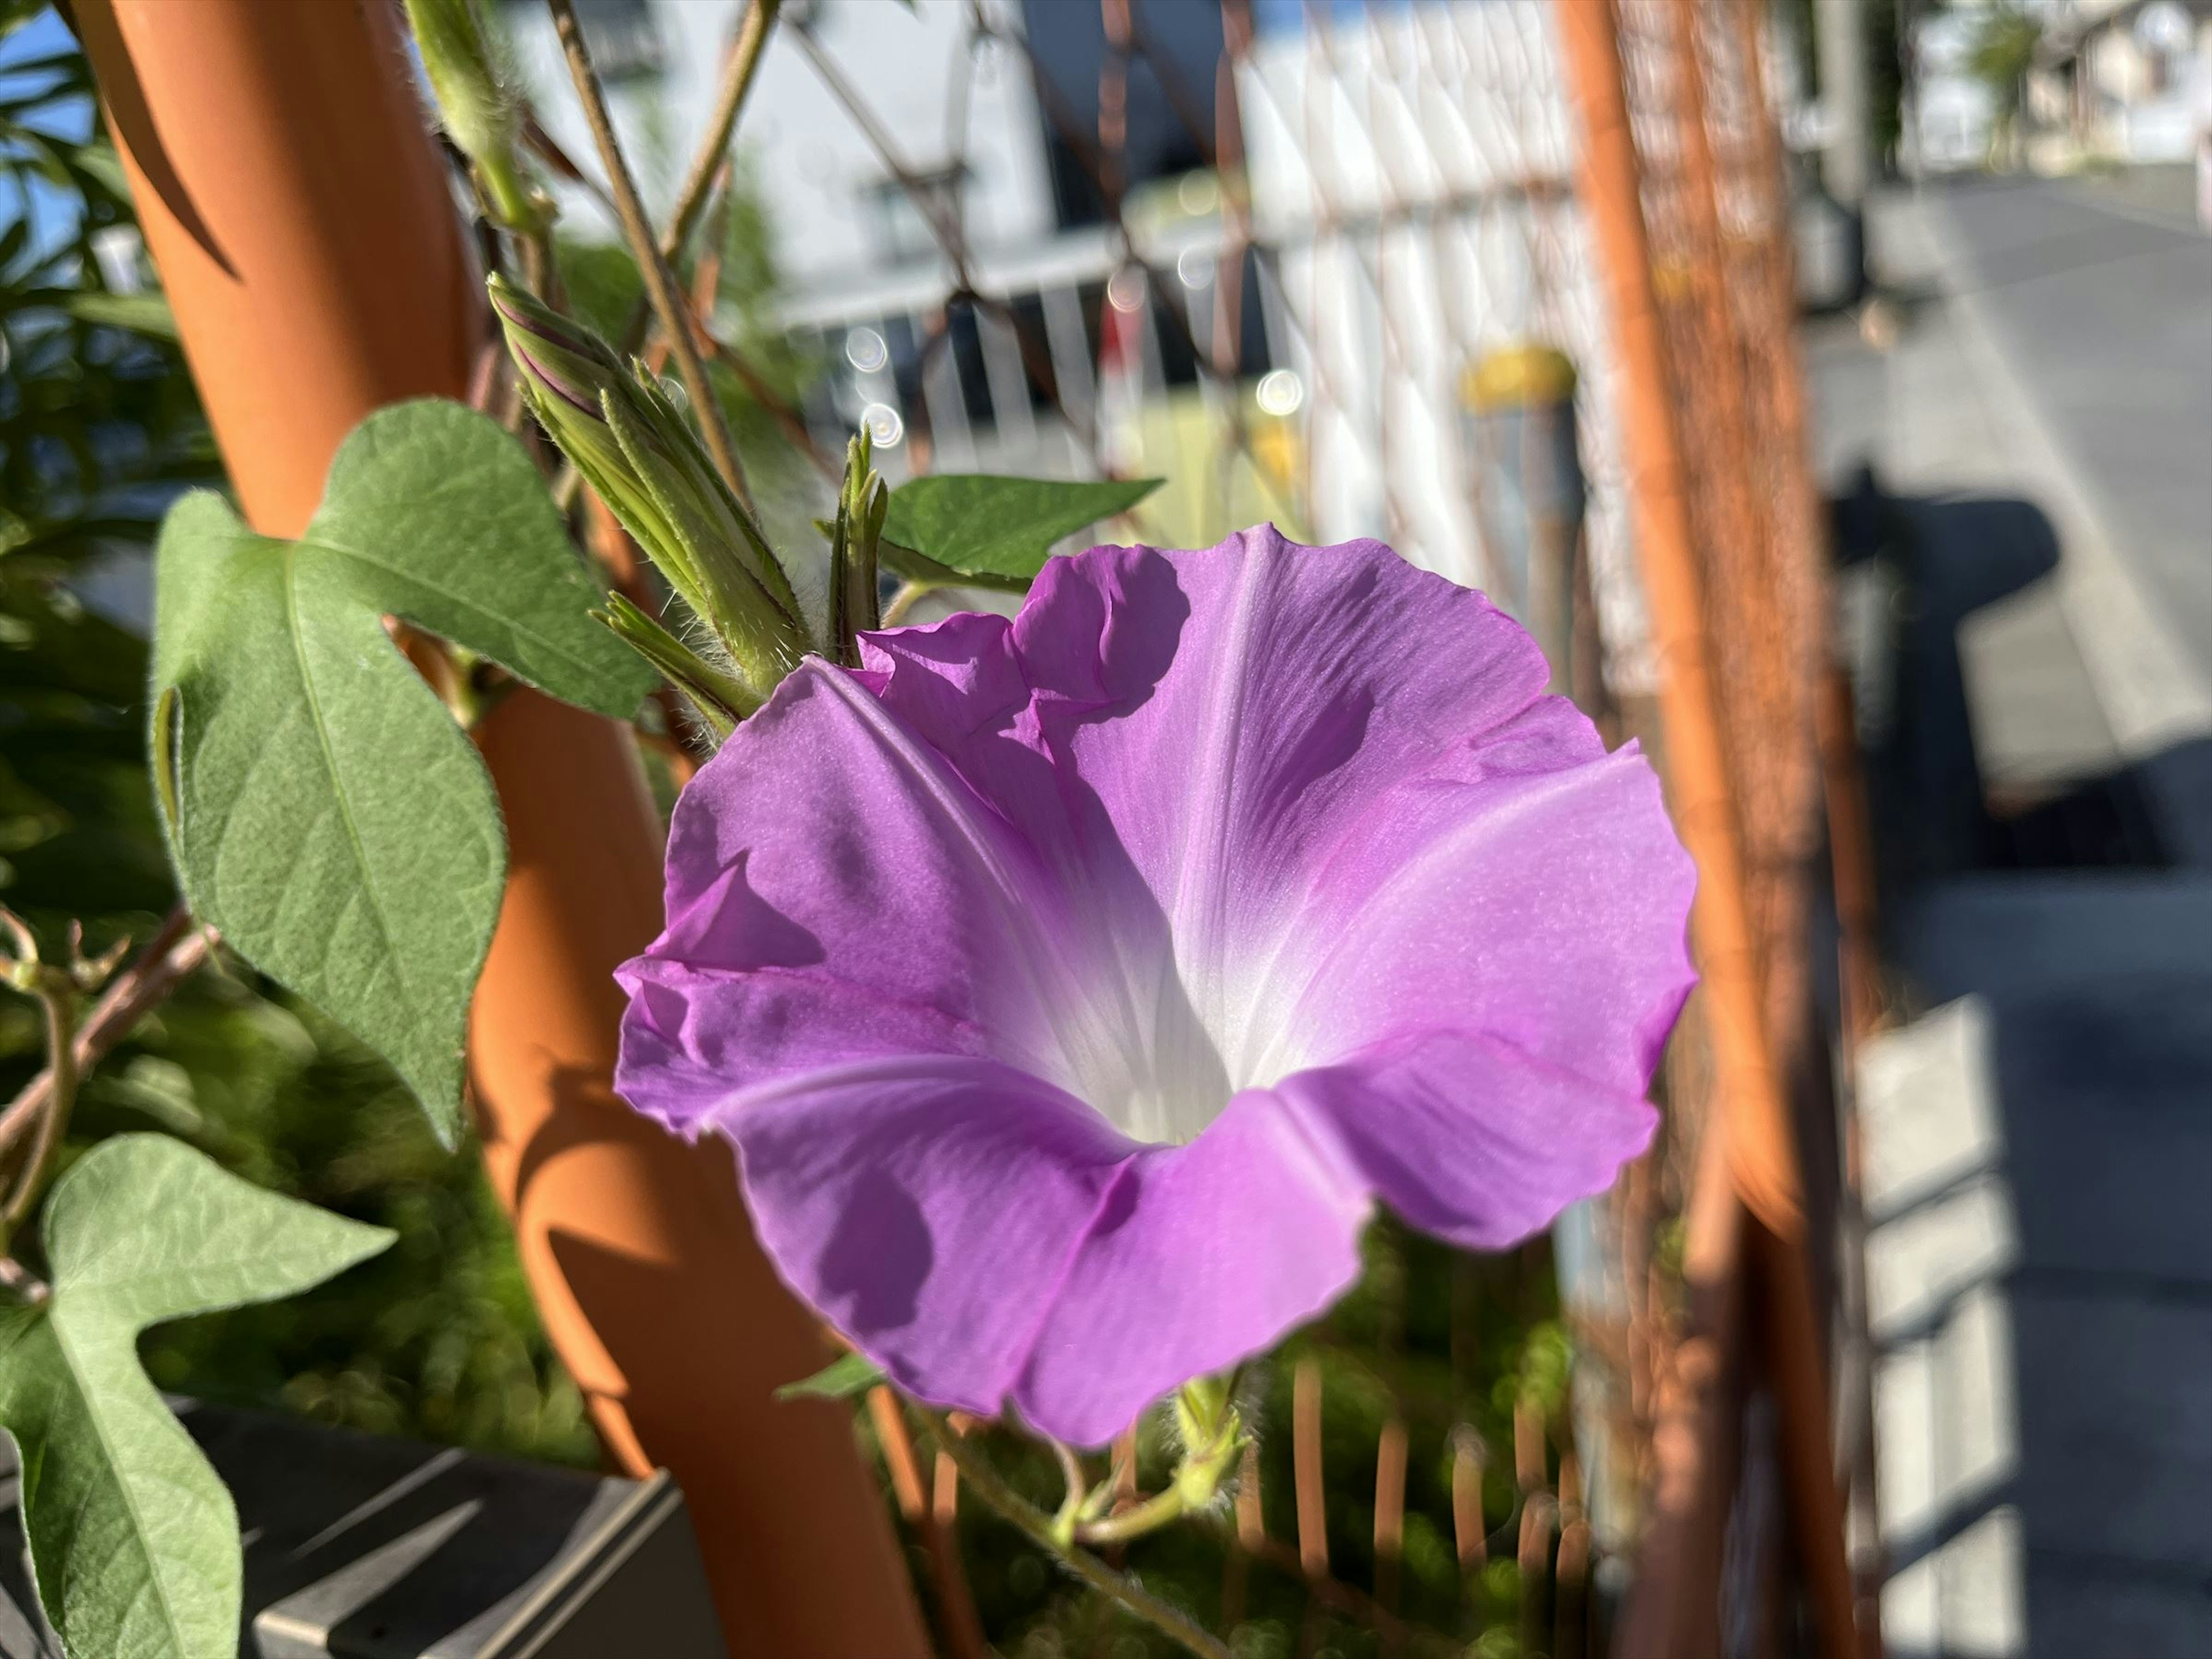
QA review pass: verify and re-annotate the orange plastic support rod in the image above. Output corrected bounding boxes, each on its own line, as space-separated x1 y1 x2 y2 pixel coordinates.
73 3 925 1650
1552 2 1859 1654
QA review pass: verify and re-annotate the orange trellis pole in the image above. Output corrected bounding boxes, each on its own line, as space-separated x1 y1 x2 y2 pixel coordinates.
1553 2 1860 1654
73 3 927 1652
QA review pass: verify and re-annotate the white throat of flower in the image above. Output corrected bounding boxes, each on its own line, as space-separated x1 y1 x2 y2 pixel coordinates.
1037 946 1301 1147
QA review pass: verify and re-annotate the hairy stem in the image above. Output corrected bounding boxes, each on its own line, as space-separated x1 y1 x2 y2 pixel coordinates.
660 0 780 270
0 972 75 1244
916 1411 1232 1659
1075 1484 1195 1548
880 580 931 628
544 0 756 516
518 224 560 305
0 906 211 1161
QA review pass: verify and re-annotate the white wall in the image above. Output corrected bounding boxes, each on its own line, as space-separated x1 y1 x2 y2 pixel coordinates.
504 0 1056 289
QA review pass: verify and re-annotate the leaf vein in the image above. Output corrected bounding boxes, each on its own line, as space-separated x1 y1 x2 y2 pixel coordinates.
280 551 422 1033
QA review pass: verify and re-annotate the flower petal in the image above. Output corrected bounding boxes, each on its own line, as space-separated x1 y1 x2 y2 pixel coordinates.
1260 704 1698 1096
720 1055 1135 1415
1013 1089 1369 1446
614 527 1699 1442
615 658 1078 1133
855 527 1575 1119
872 524 1546 908
1275 1032 1660 1252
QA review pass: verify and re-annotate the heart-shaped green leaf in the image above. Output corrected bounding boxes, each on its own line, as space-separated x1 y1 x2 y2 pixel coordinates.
880 474 1162 583
0 1135 394 1659
152 399 652 1140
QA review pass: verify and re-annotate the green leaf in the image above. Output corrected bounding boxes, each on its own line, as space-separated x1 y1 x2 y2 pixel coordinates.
880 474 1162 583
152 400 652 1139
66 292 177 340
775 1351 887 1403
0 1135 394 1659
876 537 1032 596
64 140 133 209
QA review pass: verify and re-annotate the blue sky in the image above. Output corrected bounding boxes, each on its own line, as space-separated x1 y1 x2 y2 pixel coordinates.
1 6 101 266
1252 0 1414 33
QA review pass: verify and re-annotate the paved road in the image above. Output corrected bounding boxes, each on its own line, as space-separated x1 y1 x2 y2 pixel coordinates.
1923 174 2212 677
1810 176 2212 1656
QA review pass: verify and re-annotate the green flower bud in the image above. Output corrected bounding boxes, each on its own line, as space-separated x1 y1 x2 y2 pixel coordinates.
405 0 547 232
1174 1374 1235 1446
828 430 887 666
489 274 810 703
1169 1374 1244 1510
597 594 754 743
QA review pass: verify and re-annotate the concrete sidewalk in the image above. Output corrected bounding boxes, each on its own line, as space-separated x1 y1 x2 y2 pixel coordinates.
1929 175 2212 680
1808 179 2212 1658
1808 185 2212 795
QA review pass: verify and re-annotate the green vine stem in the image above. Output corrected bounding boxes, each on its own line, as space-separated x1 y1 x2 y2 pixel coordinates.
0 912 110 1256
915 1410 1234 1659
879 579 932 628
657 0 781 275
544 0 757 517
0 909 204 1274
0 907 204 1160
0 961 73 1251
1074 1482 1200 1548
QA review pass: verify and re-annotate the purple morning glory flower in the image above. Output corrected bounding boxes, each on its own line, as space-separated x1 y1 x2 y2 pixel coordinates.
615 526 1696 1448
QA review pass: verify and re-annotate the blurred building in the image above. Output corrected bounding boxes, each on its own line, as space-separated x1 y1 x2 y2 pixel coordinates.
2035 0 2211 165
503 2 1244 481
502 0 1657 687
1907 4 2004 173
1906 0 2212 172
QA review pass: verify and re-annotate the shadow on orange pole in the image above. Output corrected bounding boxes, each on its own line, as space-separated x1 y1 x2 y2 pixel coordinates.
72 3 927 1651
